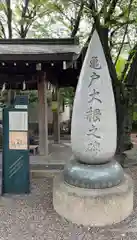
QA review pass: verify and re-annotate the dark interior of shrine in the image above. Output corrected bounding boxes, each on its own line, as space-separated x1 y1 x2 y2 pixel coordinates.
0 37 82 90
0 61 80 89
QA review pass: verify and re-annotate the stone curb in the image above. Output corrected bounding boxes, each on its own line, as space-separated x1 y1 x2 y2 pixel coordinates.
31 170 62 178
0 169 62 179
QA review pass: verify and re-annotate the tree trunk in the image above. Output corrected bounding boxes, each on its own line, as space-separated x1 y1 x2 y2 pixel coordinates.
6 0 12 38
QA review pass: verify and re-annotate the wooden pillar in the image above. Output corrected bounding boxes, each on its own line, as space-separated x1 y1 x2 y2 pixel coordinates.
7 89 16 104
38 74 48 156
53 87 60 143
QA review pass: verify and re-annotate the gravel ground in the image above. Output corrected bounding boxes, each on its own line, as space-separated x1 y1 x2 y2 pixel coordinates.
0 168 137 240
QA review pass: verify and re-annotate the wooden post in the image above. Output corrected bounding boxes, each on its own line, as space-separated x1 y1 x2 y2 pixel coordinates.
53 87 60 143
38 74 48 156
7 89 16 105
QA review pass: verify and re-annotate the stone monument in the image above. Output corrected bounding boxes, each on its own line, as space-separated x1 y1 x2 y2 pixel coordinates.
53 30 133 226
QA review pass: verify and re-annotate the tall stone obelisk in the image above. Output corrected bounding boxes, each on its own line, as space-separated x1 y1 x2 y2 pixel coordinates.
53 30 133 226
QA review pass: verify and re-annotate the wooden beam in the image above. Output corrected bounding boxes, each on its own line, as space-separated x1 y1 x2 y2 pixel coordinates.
0 53 75 61
0 37 79 45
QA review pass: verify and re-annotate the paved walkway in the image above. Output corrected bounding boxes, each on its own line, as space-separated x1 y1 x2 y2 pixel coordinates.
0 137 137 169
30 141 72 165
32 141 137 169
0 141 72 169
0 167 135 240
30 135 137 167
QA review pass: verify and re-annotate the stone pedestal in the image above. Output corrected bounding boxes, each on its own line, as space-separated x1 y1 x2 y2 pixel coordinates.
53 174 133 227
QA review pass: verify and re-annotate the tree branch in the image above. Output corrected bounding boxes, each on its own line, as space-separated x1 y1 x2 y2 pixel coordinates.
105 0 120 24
20 0 30 38
0 20 6 38
125 47 137 87
71 0 84 37
114 25 128 65
127 31 132 49
23 0 30 14
52 3 72 23
120 44 137 81
115 0 134 65
88 0 100 26
110 19 135 27
109 26 121 49
101 0 111 23
23 21 33 38
109 19 135 50
5 0 12 38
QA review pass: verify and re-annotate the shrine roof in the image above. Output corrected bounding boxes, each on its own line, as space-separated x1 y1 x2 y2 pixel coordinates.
0 38 80 61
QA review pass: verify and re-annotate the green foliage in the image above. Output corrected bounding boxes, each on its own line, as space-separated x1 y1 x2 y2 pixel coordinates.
133 111 137 121
60 87 75 105
28 91 38 104
133 104 137 121
0 0 63 38
20 90 38 104
0 90 8 105
116 57 126 79
32 0 85 38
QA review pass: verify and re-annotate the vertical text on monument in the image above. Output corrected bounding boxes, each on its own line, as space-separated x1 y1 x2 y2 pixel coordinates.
90 56 102 69
85 56 102 154
88 72 100 87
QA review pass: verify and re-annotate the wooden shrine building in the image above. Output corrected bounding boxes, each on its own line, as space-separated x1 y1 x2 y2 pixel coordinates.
0 38 80 156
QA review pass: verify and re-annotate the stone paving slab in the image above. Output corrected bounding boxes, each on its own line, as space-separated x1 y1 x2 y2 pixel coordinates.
0 168 136 239
0 139 137 166
0 140 137 171
30 142 72 165
32 164 64 171
0 142 72 168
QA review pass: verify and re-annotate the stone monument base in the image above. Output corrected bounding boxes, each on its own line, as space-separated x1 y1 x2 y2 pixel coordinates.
53 174 133 227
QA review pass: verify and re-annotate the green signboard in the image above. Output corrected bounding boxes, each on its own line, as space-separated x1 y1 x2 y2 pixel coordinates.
2 95 30 194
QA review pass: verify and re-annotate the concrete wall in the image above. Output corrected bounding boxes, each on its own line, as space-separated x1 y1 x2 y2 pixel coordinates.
28 103 70 124
60 105 70 122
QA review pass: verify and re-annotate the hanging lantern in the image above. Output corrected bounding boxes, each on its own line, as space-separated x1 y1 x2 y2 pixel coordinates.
23 81 26 90
36 63 41 71
51 101 58 112
2 82 6 92
63 61 67 70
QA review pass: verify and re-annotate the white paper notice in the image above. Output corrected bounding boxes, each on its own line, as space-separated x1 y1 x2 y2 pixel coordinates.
9 131 28 150
15 105 28 109
9 111 28 131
